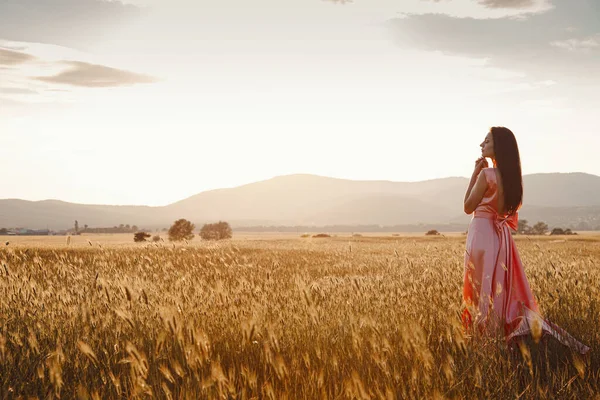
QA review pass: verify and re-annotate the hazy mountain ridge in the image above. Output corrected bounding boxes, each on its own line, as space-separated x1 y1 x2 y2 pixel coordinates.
2 172 600 230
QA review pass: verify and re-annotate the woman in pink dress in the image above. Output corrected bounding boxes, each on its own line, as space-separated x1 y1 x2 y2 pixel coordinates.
462 126 589 354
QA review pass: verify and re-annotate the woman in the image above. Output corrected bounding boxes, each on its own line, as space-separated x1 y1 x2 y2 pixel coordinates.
462 126 589 354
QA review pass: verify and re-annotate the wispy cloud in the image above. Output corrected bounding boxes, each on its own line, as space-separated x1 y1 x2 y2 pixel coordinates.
551 35 600 53
0 87 38 95
1 41 158 105
419 0 552 14
35 61 158 88
388 1 600 82
477 0 544 9
0 48 36 65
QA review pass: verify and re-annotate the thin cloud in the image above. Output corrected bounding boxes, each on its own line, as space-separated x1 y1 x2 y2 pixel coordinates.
421 0 552 12
551 35 600 53
34 61 158 88
388 1 600 81
478 0 538 9
0 48 36 65
0 0 141 48
0 87 38 95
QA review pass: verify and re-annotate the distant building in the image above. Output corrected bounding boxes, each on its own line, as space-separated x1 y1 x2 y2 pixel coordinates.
0 229 50 236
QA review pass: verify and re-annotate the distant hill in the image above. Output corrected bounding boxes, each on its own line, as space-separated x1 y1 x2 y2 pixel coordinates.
164 174 467 225
2 172 600 231
0 199 162 230
521 173 600 207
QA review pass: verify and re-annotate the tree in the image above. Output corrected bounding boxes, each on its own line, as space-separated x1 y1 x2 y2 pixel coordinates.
425 229 440 236
74 220 79 234
517 219 531 235
199 221 232 240
134 232 151 242
168 219 195 241
531 221 549 235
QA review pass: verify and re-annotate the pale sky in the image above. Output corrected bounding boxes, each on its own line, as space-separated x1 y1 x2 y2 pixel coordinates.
1 0 599 205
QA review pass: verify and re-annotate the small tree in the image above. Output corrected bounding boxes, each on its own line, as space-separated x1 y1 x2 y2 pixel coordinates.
551 227 575 236
531 222 549 235
168 219 195 241
517 219 531 235
134 232 151 242
199 221 232 241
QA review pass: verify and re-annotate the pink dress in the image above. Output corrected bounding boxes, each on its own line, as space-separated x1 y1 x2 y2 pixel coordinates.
463 168 589 354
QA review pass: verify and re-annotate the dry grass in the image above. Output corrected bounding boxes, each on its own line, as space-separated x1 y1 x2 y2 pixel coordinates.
0 234 598 399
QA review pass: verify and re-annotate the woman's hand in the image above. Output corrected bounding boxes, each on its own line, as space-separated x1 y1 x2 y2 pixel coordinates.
472 157 489 177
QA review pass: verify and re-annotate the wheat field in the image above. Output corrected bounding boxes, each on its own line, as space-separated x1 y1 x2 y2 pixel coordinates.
0 234 598 399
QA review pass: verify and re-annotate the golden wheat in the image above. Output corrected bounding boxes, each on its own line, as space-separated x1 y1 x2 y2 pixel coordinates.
0 234 598 398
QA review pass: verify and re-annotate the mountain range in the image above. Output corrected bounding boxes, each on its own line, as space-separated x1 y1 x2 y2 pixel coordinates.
2 172 600 231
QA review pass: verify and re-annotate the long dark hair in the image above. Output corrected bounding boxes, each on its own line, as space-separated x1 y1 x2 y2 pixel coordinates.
491 127 523 215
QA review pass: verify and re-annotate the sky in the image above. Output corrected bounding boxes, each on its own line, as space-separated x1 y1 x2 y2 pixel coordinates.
1 0 599 206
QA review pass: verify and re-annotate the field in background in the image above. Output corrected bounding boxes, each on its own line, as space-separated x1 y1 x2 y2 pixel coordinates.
0 234 598 398
4 230 600 247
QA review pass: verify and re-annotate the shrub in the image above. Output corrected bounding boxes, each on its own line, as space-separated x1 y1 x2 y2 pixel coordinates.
312 233 331 238
426 230 440 236
551 228 575 236
168 219 195 242
300 234 311 238
133 232 151 242
152 235 161 242
200 221 232 241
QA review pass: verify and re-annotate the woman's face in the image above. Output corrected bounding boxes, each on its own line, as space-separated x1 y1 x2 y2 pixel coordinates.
480 132 495 159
